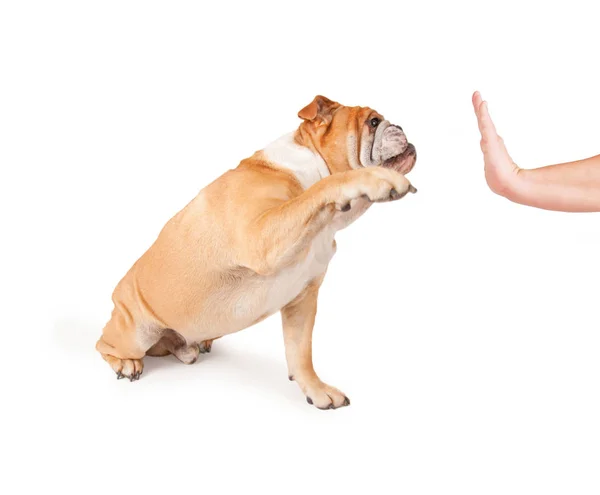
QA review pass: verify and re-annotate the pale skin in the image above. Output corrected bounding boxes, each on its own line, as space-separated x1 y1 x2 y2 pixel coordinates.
472 91 600 212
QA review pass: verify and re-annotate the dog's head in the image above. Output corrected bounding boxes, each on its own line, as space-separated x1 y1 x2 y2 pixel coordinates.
296 95 416 175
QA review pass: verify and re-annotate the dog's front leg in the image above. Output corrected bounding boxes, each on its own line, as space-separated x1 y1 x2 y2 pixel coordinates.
244 167 415 275
281 276 350 410
331 196 373 231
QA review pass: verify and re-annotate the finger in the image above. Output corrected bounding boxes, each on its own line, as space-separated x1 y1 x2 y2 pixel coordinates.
479 101 498 136
472 91 483 113
475 102 486 136
472 92 487 136
477 101 499 143
479 102 510 157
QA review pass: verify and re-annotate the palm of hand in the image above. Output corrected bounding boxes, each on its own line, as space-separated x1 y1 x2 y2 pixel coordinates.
472 92 521 196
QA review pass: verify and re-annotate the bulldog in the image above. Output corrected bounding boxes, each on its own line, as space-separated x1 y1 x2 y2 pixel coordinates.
96 95 417 409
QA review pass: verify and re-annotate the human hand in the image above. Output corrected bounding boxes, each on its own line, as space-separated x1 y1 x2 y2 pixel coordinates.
472 91 522 197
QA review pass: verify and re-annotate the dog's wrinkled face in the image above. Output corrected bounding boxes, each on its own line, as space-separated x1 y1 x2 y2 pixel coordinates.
297 95 417 175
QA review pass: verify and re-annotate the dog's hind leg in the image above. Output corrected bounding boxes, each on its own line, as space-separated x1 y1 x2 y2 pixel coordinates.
145 339 172 357
146 329 201 365
198 337 220 354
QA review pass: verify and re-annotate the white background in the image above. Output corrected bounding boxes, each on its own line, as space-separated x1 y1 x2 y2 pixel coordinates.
1 1 599 493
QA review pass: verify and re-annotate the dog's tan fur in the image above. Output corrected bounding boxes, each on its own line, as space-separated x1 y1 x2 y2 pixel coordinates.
96 95 416 409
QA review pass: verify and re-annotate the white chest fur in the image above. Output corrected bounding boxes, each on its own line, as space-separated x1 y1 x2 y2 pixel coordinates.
263 132 330 189
263 226 336 313
260 135 335 311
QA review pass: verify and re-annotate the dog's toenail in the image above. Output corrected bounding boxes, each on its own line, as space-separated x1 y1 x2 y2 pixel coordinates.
288 375 294 381
306 397 313 405
341 203 351 212
343 396 350 406
116 372 124 379
391 188 407 200
409 185 417 194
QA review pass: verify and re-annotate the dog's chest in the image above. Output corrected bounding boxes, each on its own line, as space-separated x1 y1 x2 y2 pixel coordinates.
215 229 337 333
197 230 336 338
263 228 336 310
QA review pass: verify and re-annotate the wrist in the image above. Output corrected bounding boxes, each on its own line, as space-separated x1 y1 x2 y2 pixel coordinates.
504 167 531 203
487 166 523 201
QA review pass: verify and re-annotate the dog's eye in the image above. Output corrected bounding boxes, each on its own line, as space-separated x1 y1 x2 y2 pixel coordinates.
369 118 380 128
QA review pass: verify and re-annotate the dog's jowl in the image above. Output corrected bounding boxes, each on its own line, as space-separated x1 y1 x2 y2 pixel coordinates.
96 95 417 409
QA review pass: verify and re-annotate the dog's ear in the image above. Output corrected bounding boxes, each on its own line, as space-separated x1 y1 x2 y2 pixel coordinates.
298 95 339 124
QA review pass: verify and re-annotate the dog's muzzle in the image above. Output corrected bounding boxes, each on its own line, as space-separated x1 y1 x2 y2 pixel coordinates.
379 124 416 174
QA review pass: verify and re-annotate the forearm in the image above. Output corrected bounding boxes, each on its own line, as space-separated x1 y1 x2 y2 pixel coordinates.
507 154 600 212
525 154 600 186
